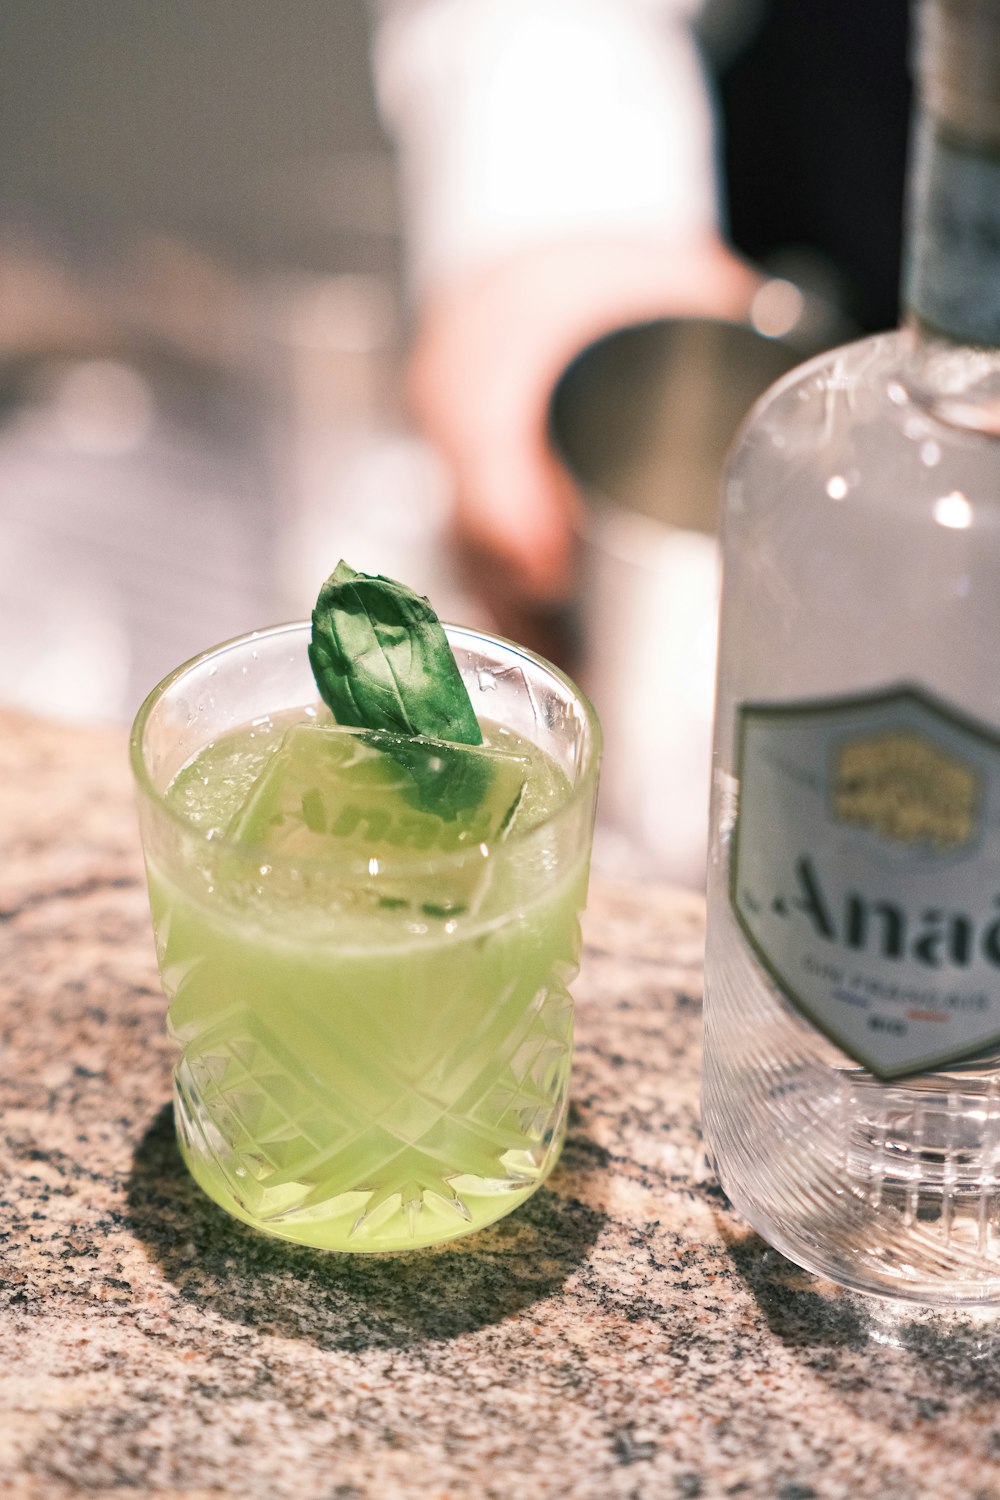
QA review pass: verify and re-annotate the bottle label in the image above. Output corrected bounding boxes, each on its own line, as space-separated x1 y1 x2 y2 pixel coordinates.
731 684 1000 1078
904 118 1000 346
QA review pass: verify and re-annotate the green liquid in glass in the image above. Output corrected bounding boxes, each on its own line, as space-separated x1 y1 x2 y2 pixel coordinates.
149 713 586 1251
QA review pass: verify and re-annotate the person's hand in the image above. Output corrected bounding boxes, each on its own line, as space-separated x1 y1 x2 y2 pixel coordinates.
408 232 762 645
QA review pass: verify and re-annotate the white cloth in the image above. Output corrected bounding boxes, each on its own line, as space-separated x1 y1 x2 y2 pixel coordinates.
371 0 719 294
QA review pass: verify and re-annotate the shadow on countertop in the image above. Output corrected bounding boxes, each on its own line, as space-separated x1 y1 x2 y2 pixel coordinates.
125 1103 606 1353
724 1224 1000 1428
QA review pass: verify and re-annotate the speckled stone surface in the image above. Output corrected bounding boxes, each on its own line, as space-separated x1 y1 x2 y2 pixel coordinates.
4 708 1000 1499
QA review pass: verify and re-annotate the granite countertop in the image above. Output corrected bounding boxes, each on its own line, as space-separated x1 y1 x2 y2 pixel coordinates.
3 708 1000 1500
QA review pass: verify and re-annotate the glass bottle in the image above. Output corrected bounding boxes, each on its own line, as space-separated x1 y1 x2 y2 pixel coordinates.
702 0 1000 1303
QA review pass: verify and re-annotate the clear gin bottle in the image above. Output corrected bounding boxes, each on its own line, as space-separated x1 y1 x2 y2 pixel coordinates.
703 0 1000 1302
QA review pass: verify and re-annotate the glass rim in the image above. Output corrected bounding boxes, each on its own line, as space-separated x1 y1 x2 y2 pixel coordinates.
129 619 602 874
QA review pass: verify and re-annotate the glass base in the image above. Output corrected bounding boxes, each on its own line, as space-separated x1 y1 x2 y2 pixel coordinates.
174 1084 566 1254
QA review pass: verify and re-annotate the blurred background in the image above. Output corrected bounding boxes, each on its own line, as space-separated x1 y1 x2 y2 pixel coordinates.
0 1 909 885
0 1 462 722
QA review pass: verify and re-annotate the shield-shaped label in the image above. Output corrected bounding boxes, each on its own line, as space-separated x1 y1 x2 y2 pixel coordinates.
732 684 1000 1078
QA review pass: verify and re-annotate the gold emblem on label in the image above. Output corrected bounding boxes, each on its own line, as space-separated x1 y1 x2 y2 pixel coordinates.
833 730 978 851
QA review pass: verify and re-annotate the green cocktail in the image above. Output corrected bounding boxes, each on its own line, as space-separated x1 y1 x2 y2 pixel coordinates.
131 622 600 1251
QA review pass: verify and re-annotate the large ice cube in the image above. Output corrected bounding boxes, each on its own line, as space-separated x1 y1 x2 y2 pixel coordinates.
228 724 530 866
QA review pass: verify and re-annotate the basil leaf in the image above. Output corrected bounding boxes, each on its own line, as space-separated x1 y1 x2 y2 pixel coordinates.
358 727 491 822
308 561 483 746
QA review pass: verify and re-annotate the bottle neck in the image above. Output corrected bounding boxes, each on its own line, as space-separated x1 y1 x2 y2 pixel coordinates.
901 0 1000 433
